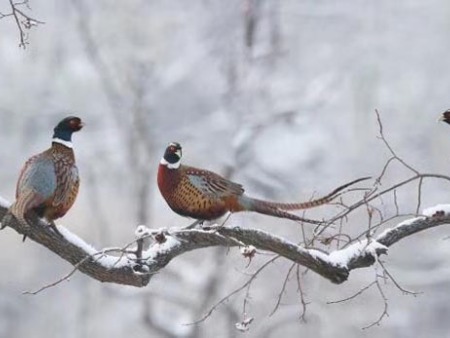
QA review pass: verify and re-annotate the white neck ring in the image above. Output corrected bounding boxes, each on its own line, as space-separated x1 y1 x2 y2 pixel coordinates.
52 138 73 149
160 157 180 169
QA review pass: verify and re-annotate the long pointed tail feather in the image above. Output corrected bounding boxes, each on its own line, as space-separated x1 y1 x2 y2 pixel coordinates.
249 176 371 211
248 202 323 225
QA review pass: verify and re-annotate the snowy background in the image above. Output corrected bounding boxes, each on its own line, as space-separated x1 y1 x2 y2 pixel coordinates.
1 1 450 337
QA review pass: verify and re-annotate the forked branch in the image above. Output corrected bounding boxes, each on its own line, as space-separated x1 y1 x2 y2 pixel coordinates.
1 196 450 291
1 0 44 48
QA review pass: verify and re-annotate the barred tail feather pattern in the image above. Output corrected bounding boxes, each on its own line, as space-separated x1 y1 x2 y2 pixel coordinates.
248 200 323 225
7 202 28 228
9 189 44 228
252 176 371 211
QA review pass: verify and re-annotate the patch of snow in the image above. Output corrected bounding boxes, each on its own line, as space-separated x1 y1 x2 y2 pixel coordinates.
0 196 11 208
327 240 388 268
240 245 256 255
328 239 368 267
377 227 393 239
135 225 151 239
59 226 130 269
377 216 425 239
143 235 181 261
327 239 386 268
366 241 388 258
95 254 131 269
240 245 256 259
328 241 367 267
133 265 150 275
59 226 97 255
235 317 254 332
397 217 424 227
423 204 450 217
134 225 153 250
308 248 330 262
199 223 222 232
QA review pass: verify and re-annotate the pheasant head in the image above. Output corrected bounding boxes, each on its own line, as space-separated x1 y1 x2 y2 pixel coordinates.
440 109 450 125
52 116 84 147
160 142 182 169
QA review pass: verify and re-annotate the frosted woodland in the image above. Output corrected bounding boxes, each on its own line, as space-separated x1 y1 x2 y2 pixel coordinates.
1 1 450 337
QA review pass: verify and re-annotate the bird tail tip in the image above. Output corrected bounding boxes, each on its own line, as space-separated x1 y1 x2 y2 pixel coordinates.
5 202 30 228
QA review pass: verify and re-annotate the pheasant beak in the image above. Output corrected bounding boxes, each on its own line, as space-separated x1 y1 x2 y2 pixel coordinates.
175 149 182 158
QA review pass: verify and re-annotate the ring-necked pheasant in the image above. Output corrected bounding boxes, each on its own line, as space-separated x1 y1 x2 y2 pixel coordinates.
440 109 450 124
157 142 369 224
1 116 84 239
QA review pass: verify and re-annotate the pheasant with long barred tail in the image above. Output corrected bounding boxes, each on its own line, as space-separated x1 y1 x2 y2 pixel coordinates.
157 142 369 224
1 116 84 238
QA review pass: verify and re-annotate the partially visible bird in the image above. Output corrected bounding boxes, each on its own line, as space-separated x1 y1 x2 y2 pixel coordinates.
1 116 84 238
157 142 369 224
440 109 450 124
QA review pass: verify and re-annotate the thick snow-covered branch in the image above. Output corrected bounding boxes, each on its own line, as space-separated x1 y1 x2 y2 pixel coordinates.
2 197 450 287
0 199 150 287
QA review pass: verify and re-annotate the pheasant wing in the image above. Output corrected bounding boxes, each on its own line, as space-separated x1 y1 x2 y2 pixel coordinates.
186 168 244 197
16 152 57 209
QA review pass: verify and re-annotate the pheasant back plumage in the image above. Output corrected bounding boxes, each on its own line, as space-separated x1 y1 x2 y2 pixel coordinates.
11 142 80 226
158 164 245 220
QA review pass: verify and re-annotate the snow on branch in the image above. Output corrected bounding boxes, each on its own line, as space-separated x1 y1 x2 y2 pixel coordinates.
0 201 150 287
375 208 450 249
2 196 450 291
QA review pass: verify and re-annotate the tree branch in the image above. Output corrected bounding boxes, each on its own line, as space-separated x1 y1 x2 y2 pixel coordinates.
2 197 450 290
1 0 44 48
0 200 150 287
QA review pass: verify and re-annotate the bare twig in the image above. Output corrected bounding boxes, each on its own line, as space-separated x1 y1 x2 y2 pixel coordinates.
322 173 450 235
374 109 419 177
269 262 296 316
377 260 420 296
393 189 400 215
4 0 44 48
362 278 389 329
23 247 135 295
327 281 377 305
296 264 309 322
416 177 424 215
186 255 280 325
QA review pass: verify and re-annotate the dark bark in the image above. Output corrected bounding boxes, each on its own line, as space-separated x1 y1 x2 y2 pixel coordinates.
1 200 448 287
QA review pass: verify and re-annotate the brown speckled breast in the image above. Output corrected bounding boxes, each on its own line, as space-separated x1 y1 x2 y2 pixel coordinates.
157 164 235 220
47 143 80 220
